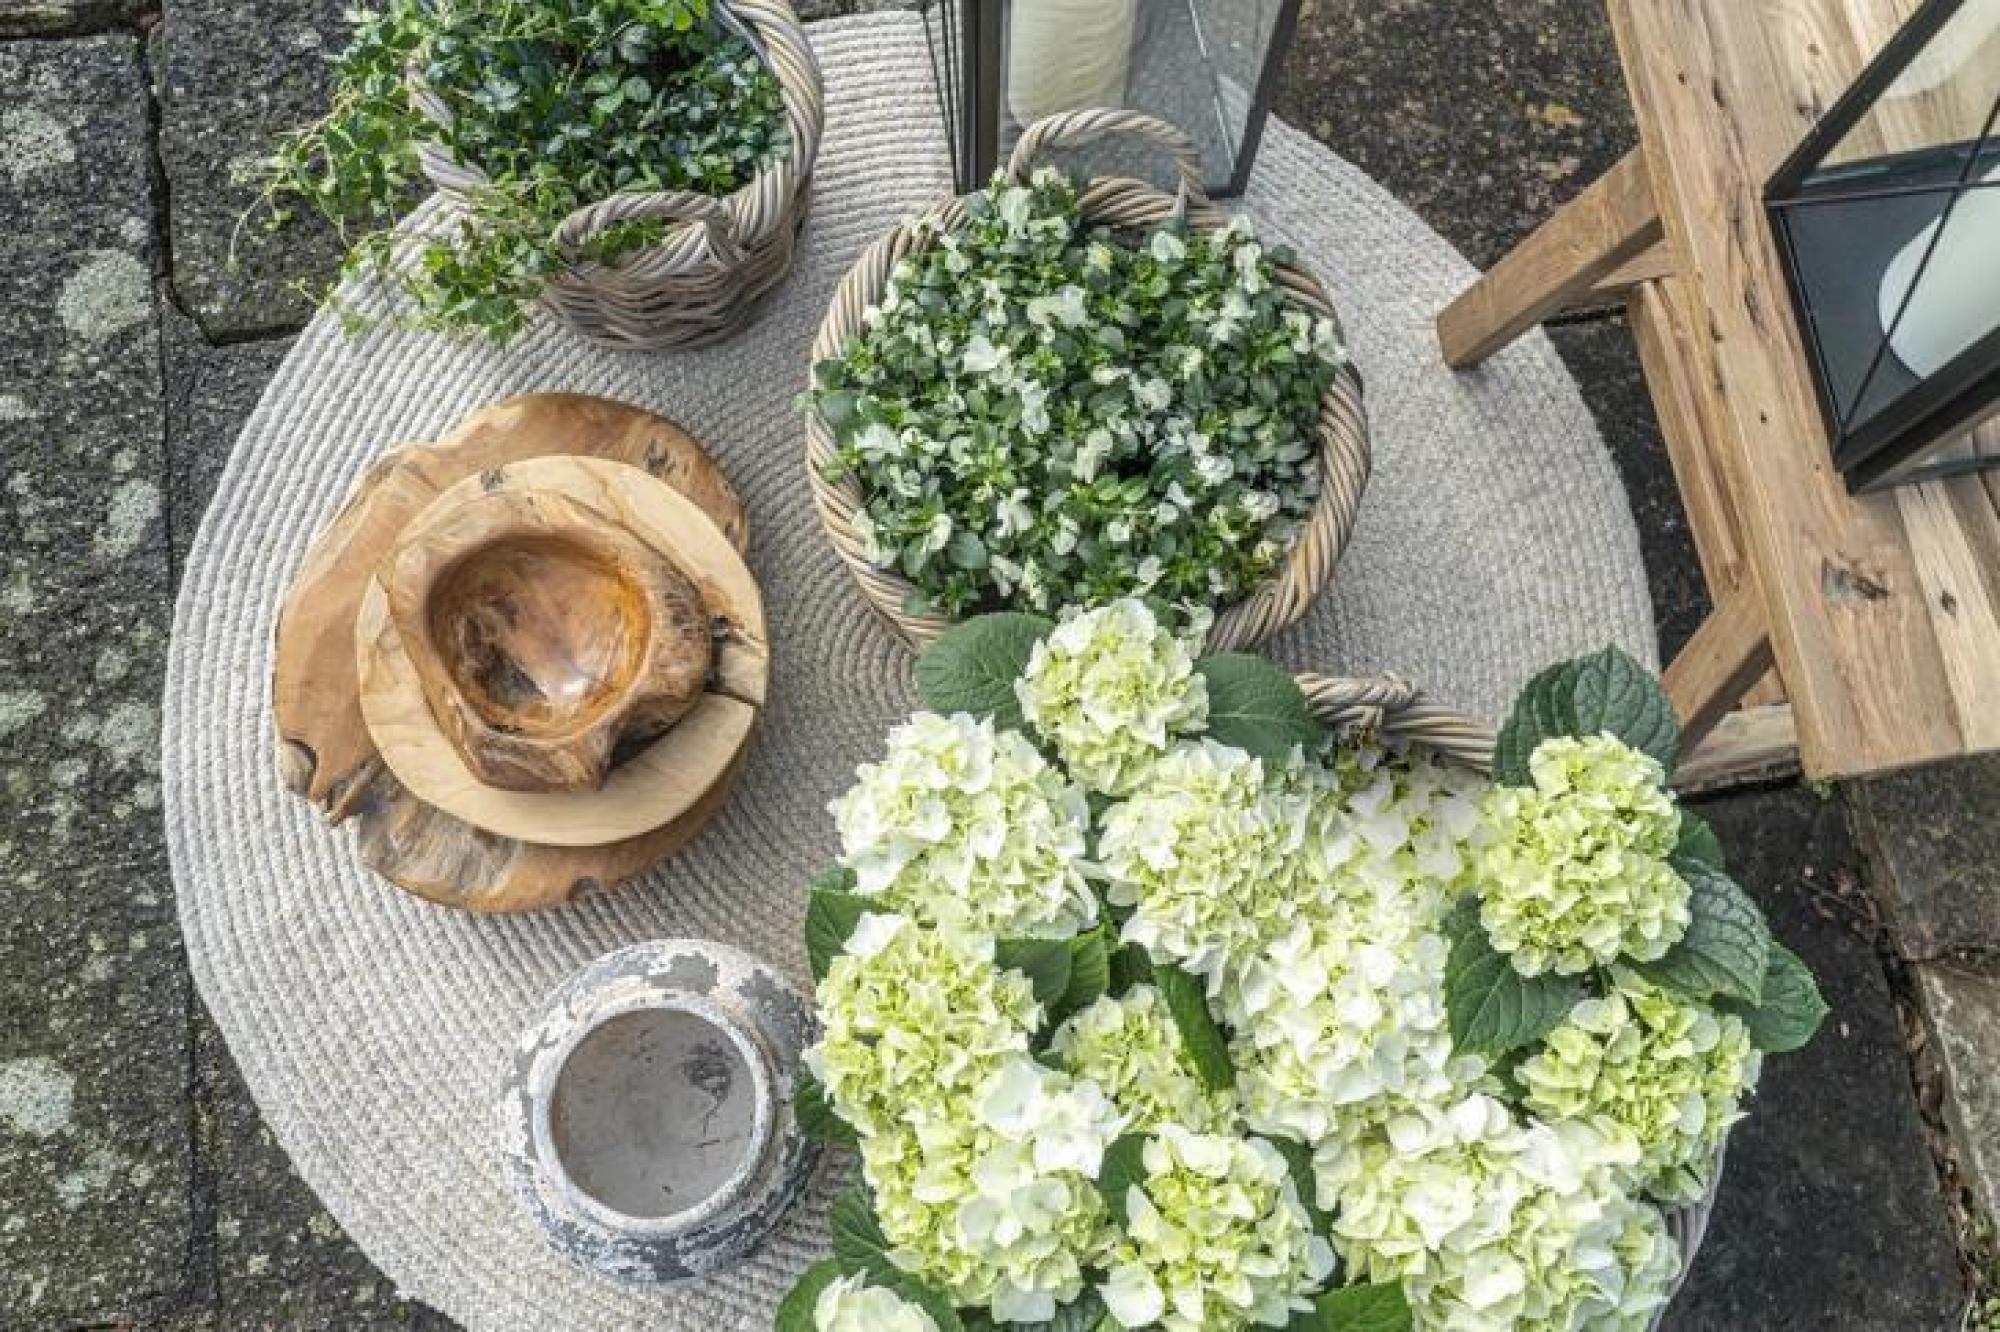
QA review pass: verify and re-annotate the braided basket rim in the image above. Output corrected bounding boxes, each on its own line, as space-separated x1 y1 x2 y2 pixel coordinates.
803 111 1371 654
1299 670 1721 1322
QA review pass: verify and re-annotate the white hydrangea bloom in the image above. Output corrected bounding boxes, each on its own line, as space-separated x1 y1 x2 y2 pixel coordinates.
1518 974 1760 1204
1478 734 1691 976
1097 1128 1334 1332
1320 1094 1681 1332
859 1060 1120 1323
1050 986 1239 1135
1098 738 1310 983
812 1272 940 1332
1015 599 1210 796
831 712 1097 940
804 914 1041 1138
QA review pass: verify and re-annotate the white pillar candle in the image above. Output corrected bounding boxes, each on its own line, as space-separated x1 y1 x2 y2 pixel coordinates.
1879 165 2000 378
1007 0 1140 126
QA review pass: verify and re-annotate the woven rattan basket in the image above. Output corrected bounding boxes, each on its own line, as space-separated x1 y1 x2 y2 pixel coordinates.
806 108 1370 652
1299 671 1721 1326
408 0 823 352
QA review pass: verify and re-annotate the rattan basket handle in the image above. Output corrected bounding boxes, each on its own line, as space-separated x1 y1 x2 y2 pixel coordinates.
1296 672 1498 774
552 189 746 265
1007 108 1209 206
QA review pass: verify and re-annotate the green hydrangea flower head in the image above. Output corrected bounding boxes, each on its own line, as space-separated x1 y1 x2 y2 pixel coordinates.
1050 986 1239 1135
1476 733 1690 976
1098 1127 1334 1332
1517 973 1761 1203
1099 738 1309 982
859 1054 1121 1322
1015 598 1210 796
804 913 1042 1139
1320 1094 1679 1332
831 710 1097 939
812 1272 939 1332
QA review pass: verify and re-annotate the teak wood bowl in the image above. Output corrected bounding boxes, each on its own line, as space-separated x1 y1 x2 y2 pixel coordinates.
273 393 753 910
384 487 715 793
356 456 767 848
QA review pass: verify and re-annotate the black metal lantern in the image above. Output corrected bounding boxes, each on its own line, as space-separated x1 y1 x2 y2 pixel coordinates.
921 0 1303 199
1766 0 2000 492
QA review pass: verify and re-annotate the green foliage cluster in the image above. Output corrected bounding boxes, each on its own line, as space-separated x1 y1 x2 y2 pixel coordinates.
252 0 785 340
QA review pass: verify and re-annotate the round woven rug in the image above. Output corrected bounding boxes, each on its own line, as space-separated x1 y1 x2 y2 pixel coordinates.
163 13 1657 1329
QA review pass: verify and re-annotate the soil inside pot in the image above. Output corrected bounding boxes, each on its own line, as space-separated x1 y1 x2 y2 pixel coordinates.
550 1007 759 1221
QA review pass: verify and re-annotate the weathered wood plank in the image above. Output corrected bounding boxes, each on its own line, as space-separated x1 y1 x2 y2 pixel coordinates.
1674 704 1801 793
1665 585 1778 752
1437 147 1663 367
1608 0 1980 778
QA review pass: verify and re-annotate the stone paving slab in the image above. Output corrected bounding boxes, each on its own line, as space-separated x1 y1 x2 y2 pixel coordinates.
154 0 346 337
1919 962 2000 1224
0 35 193 1326
0 0 141 37
1666 788 1965 1329
163 311 290 587
1851 754 2000 962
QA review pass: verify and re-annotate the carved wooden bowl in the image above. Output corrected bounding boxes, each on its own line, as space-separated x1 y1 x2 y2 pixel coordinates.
356 456 767 848
385 486 713 793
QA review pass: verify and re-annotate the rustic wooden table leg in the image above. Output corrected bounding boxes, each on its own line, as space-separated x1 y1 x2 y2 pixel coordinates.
1437 147 1663 368
1664 584 1776 753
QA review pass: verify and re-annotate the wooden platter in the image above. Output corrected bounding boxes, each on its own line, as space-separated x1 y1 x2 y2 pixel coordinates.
355 458 768 847
272 394 754 912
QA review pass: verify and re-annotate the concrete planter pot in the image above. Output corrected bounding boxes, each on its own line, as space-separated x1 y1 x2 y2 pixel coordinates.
497 939 819 1285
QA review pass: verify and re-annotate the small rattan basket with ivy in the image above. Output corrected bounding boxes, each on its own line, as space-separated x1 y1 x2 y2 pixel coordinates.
408 0 822 351
805 107 1370 652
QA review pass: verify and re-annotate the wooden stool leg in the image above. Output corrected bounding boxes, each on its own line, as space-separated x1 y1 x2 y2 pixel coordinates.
1437 147 1663 368
1664 586 1776 753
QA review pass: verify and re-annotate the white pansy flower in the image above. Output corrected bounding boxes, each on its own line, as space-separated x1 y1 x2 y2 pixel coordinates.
830 712 1097 939
1016 599 1210 795
1149 229 1188 263
1026 283 1089 329
1134 377 1173 413
812 1272 940 1332
961 332 1008 375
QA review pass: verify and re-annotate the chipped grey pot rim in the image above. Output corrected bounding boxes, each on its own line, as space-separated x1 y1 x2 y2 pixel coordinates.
526 971 781 1239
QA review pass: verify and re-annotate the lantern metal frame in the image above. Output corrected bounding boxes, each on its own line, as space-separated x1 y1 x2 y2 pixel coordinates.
923 0 1304 200
1764 0 2000 492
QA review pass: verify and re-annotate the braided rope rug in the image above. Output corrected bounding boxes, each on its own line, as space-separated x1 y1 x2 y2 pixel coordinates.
163 14 1656 1329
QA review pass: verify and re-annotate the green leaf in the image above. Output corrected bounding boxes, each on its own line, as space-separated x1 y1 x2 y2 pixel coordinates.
1721 941 1828 1053
1633 863 1771 1006
1155 963 1236 1091
806 888 872 981
811 864 859 893
830 1183 897 1281
1312 1279 1414 1331
793 1070 857 1146
1108 942 1155 995
1494 648 1679 783
1058 928 1111 1020
915 613 1055 730
1672 812 1727 874
1441 898 1588 1059
1095 1133 1150 1227
995 938 1074 1009
1265 1136 1332 1237
1195 654 1323 766
774 1259 844 1332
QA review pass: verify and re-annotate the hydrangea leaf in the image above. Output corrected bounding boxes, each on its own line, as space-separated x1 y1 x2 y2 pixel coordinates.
1108 942 1156 995
995 937 1074 1010
1265 1135 1334 1238
1632 863 1770 1006
774 1259 844 1332
1671 812 1727 874
829 1182 898 1281
1094 1133 1151 1227
792 1069 857 1146
1494 648 1678 783
1308 1278 1413 1331
811 863 859 893
1721 941 1828 1053
915 612 1056 729
1194 654 1323 767
1155 963 1236 1091
1058 928 1111 1020
1442 898 1588 1059
806 888 872 981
